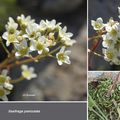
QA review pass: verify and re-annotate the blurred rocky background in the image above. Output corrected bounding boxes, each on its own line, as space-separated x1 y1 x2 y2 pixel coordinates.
89 0 120 70
0 0 87 101
88 72 120 82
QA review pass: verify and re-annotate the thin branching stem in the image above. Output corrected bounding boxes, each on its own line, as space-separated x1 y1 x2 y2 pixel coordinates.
10 76 25 84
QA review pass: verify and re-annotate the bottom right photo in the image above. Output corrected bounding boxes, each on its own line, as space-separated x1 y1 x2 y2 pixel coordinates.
88 72 120 120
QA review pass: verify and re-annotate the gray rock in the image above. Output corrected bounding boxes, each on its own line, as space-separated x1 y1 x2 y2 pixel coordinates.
88 72 120 82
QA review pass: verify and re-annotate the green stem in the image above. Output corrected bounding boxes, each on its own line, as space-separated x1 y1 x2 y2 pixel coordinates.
89 94 108 120
0 37 10 55
49 45 62 55
88 49 104 58
90 108 105 120
10 76 25 84
1 45 62 70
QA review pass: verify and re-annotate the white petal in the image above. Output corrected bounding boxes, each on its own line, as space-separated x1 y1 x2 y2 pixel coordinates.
4 83 13 90
65 50 71 55
21 40 28 47
51 19 56 25
31 74 37 78
30 45 36 51
65 58 71 64
1 70 8 76
97 17 103 23
2 96 8 101
58 60 63 65
29 67 34 72
21 65 28 70
45 48 49 52
63 26 67 32
38 50 42 54
60 46 65 53
91 20 95 26
6 41 10 46
2 32 8 40
15 52 21 57
66 32 73 37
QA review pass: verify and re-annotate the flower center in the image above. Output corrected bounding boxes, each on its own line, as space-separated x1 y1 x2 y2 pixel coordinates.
95 23 102 29
36 43 44 50
8 34 16 42
22 70 31 78
9 28 15 34
0 89 5 97
30 32 36 38
106 52 114 59
110 29 117 36
58 53 65 60
0 75 6 85
19 48 28 55
104 40 113 46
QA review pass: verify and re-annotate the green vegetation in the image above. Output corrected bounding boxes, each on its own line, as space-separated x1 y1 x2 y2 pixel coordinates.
0 0 22 31
88 78 120 120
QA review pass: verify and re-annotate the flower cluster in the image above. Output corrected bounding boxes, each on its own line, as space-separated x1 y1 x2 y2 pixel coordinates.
2 14 76 65
0 65 37 101
91 7 120 65
0 14 75 101
0 70 13 101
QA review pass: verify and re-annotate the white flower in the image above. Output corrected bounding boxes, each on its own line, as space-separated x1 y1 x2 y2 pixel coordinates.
17 14 35 29
25 23 40 40
105 18 116 31
30 36 49 54
63 38 76 46
0 72 8 86
2 17 19 46
0 70 13 89
59 26 73 40
58 26 76 46
5 17 18 34
2 31 19 46
21 65 37 80
14 40 29 57
0 70 11 85
105 22 120 40
56 46 71 65
0 86 10 101
91 17 104 30
39 19 61 31
103 48 118 62
46 33 56 46
102 34 115 48
0 70 13 101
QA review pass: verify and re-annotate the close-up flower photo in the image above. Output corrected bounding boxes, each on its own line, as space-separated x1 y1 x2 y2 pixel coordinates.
88 0 120 70
0 0 87 101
